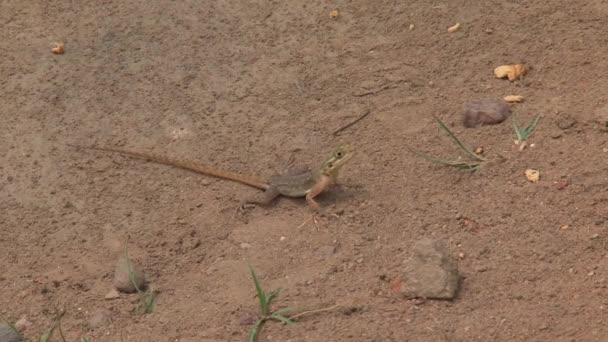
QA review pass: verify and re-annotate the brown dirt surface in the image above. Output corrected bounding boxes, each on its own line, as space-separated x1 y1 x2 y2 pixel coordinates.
2 1 608 341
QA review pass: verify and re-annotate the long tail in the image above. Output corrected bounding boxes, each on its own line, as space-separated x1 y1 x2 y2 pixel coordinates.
68 145 270 190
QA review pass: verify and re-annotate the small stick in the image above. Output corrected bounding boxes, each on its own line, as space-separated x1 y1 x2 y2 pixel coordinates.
288 304 340 320
332 110 372 136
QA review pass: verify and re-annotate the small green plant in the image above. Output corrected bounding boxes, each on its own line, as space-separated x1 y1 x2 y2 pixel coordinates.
513 113 541 143
124 241 155 315
414 116 485 171
247 263 295 342
39 310 66 342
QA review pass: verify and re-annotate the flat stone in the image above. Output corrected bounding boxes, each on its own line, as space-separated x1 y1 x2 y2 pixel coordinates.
104 288 121 300
400 238 460 299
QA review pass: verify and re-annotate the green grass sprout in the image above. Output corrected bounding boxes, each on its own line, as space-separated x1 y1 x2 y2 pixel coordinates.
513 113 542 143
247 263 295 342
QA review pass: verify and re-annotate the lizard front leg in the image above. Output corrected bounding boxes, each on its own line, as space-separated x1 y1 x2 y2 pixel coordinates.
305 175 332 213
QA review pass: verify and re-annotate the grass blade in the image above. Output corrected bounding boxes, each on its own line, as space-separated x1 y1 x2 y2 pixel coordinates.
513 114 541 142
265 288 282 305
271 314 295 325
409 148 480 170
248 320 264 342
513 117 524 142
434 116 484 161
248 263 268 315
523 114 541 137
272 307 296 315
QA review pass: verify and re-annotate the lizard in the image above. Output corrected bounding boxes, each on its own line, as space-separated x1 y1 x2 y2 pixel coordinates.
69 144 354 212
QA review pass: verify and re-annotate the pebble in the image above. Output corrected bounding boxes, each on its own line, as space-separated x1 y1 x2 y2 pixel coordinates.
113 256 146 293
240 242 251 249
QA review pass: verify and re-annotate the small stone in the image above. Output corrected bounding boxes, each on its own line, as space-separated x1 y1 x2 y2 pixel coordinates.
555 179 569 190
113 256 146 294
279 236 286 241
0 323 23 342
89 308 113 329
240 242 251 249
104 289 121 300
591 234 600 240
13 317 30 331
399 238 460 299
474 265 489 273
238 310 258 326
588 271 595 276
556 113 577 130
317 245 336 256
356 258 364 264
458 252 465 259
463 99 511 128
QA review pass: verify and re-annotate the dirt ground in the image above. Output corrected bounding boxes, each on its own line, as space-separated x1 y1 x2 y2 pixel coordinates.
2 1 608 341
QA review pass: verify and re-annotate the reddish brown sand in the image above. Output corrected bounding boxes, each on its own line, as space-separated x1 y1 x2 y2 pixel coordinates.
2 1 608 341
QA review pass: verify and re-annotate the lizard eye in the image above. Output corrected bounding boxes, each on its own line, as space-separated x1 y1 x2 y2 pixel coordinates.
336 151 343 157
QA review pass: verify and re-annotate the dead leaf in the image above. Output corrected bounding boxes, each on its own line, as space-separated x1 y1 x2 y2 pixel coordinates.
329 9 339 18
51 42 64 54
447 22 460 33
494 64 527 81
525 169 540 183
504 95 524 103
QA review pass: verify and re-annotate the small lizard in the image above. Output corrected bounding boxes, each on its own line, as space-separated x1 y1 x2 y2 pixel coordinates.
70 144 354 212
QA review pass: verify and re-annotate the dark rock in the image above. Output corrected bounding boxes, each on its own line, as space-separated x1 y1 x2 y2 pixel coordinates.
463 99 511 128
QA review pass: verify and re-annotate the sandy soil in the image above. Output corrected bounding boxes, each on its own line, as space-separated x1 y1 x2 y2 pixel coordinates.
2 1 608 341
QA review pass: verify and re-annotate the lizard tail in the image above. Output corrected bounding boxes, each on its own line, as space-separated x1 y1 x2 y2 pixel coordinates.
69 145 270 190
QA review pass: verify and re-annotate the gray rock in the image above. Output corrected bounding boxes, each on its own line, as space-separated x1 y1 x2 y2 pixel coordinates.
400 238 460 299
0 323 23 342
113 256 146 294
463 99 511 128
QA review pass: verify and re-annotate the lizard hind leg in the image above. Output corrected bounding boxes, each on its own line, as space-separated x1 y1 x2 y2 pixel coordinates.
238 187 281 213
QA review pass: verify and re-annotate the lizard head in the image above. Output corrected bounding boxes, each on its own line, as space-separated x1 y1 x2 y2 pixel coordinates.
320 144 354 177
